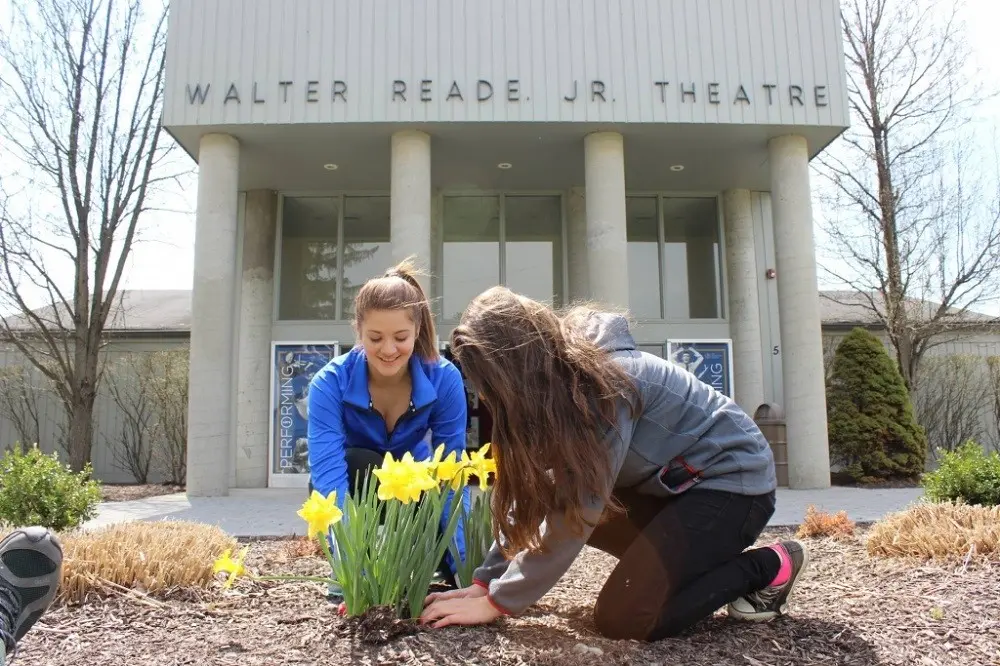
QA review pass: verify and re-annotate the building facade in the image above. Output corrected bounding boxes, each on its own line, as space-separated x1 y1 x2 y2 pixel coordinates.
163 0 851 495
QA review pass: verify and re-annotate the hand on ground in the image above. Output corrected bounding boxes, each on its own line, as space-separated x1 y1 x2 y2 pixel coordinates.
419 595 501 629
423 583 487 606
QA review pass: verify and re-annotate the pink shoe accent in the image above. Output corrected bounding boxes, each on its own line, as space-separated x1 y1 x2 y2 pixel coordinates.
768 543 792 587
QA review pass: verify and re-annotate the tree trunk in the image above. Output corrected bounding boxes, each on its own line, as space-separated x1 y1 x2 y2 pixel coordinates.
67 346 99 471
66 395 96 471
897 332 916 392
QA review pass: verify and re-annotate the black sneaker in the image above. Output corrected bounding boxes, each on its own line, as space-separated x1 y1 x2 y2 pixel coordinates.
728 540 809 621
0 527 64 662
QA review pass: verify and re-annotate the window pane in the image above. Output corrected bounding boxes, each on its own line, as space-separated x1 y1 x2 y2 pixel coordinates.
279 197 340 320
503 196 563 306
662 198 721 319
626 197 661 319
443 196 500 320
341 197 392 320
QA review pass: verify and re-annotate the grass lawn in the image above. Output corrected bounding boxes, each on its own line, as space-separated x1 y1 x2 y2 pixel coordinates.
19 526 1000 666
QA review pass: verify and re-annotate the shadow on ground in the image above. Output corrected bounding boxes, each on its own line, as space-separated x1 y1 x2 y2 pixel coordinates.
338 603 881 666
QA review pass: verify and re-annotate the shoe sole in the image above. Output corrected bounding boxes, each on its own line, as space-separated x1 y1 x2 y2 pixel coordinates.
0 527 64 643
728 542 810 622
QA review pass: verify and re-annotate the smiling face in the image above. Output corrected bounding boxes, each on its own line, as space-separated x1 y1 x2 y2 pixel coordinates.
359 308 418 379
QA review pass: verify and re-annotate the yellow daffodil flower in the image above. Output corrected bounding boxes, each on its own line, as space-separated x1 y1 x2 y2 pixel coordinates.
469 443 497 486
431 444 471 490
297 490 344 537
213 546 249 589
373 451 438 504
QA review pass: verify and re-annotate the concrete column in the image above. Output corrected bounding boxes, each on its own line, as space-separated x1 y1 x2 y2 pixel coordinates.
723 189 766 415
187 133 240 497
583 132 629 309
235 190 277 488
566 187 589 303
390 130 432 293
768 135 831 489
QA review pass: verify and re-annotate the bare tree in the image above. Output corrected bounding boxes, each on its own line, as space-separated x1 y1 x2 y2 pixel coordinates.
988 356 1000 452
912 355 988 458
0 0 172 471
817 0 1000 391
149 349 189 486
0 364 45 451
821 333 843 381
104 353 158 483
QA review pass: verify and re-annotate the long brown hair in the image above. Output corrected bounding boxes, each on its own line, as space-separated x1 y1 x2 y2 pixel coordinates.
450 287 640 556
353 257 438 361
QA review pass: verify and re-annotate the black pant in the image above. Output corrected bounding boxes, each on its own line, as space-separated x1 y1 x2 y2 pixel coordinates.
308 446 385 497
588 487 780 641
309 447 458 589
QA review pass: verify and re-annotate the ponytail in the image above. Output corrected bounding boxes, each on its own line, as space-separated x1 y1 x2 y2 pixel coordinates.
353 257 439 361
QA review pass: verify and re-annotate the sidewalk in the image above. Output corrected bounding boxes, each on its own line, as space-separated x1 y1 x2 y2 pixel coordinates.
84 486 926 538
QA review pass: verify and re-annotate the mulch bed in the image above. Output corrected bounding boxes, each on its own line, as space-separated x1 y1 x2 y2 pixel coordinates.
21 528 1000 666
100 484 185 503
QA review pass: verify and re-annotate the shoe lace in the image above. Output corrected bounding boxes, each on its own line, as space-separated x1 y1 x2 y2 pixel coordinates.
744 583 781 610
0 581 21 663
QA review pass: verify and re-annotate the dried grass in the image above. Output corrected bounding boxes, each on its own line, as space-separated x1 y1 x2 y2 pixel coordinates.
866 501 1000 562
57 521 237 604
796 504 856 540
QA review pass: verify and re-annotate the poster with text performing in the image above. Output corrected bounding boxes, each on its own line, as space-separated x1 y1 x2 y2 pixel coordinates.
665 339 734 399
269 342 340 485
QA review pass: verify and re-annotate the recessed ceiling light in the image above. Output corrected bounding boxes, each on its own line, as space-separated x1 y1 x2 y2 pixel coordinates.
323 163 338 171
669 164 685 172
497 162 513 170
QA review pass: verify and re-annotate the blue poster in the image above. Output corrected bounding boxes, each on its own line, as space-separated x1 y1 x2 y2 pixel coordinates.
666 339 734 398
271 343 340 476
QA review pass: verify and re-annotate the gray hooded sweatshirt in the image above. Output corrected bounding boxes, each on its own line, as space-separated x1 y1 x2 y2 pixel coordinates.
472 312 777 615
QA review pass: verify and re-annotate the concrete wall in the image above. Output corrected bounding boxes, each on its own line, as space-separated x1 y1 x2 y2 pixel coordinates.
751 191 783 406
164 0 849 128
0 339 189 484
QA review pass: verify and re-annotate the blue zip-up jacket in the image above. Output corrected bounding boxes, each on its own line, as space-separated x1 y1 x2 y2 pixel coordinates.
307 345 471 566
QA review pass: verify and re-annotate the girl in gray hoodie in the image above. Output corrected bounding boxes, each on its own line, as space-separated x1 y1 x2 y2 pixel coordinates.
419 286 809 640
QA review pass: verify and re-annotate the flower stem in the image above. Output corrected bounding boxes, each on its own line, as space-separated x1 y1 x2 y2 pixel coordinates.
253 574 338 584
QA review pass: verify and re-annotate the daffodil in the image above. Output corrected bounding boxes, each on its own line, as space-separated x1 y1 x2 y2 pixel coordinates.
468 443 497 486
430 443 471 490
213 546 249 589
373 451 438 504
297 490 344 537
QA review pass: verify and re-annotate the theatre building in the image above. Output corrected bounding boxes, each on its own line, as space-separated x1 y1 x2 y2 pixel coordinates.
163 0 849 496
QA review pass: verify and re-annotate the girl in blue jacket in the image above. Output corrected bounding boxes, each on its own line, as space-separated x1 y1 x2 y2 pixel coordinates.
307 260 471 585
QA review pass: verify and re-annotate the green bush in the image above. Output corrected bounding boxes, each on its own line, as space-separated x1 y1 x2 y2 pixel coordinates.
0 445 103 531
827 327 927 482
922 440 1000 506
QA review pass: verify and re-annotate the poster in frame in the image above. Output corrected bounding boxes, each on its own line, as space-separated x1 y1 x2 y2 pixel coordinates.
665 339 735 399
268 341 341 488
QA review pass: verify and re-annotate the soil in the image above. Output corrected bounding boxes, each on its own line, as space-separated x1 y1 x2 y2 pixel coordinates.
20 528 1000 666
100 484 185 503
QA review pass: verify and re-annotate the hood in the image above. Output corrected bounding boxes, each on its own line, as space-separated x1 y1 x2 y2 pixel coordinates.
573 311 637 353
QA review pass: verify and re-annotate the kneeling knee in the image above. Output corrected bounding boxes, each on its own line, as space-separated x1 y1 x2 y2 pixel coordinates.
593 601 654 641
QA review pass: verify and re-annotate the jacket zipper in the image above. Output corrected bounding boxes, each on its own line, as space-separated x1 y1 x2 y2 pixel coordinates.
370 400 419 448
